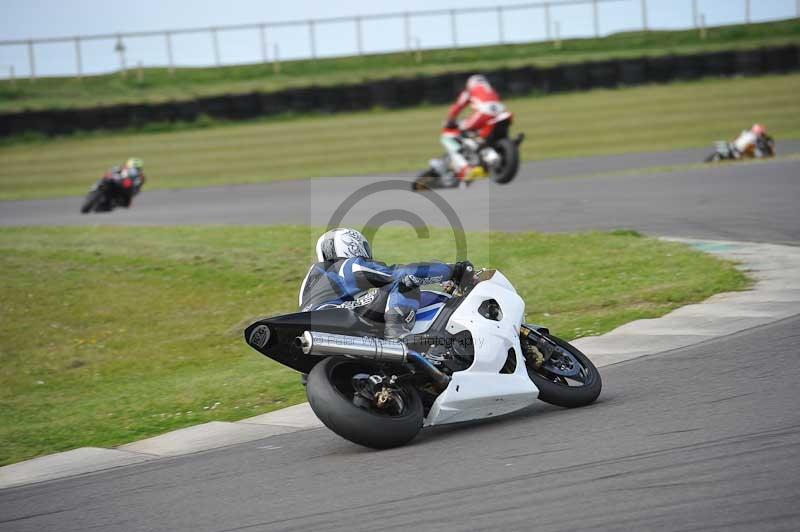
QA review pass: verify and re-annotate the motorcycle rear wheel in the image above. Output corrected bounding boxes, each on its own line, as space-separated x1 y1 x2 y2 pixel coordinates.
307 357 424 449
490 138 520 184
525 334 601 408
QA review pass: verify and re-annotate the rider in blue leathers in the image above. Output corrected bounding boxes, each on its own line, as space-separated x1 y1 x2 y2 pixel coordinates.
300 228 470 339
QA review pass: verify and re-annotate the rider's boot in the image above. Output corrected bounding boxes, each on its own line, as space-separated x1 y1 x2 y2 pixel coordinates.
458 166 480 189
384 308 414 340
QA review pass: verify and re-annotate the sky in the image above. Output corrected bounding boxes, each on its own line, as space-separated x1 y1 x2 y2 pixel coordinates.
0 0 797 78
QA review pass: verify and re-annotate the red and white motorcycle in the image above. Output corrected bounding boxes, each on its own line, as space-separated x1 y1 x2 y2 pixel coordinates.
413 112 525 191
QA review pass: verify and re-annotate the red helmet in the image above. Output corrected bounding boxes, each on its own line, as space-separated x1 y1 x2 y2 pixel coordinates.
751 124 766 136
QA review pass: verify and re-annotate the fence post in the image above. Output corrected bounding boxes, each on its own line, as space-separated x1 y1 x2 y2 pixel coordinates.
355 16 363 55
74 36 83 79
700 14 707 39
450 9 458 48
114 35 127 77
308 20 317 59
211 28 221 66
641 0 648 31
544 3 551 41
273 43 281 73
554 21 561 49
592 0 599 38
497 6 505 44
744 0 750 24
404 12 411 52
692 0 698 28
165 32 175 76
9 65 15 87
259 24 268 63
27 39 36 81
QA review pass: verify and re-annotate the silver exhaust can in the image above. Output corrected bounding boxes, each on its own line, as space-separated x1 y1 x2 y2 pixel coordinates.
297 331 408 364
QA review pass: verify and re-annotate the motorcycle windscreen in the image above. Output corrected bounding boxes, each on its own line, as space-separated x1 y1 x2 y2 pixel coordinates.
244 308 382 374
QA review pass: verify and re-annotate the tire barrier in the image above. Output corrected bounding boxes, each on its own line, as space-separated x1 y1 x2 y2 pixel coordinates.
2 45 798 138
618 58 648 86
735 49 766 76
588 60 620 88
703 51 736 77
675 54 706 80
646 55 677 83
506 66 536 96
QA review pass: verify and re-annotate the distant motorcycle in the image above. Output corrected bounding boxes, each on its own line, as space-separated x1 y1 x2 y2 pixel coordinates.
80 170 142 214
413 113 524 191
705 135 775 162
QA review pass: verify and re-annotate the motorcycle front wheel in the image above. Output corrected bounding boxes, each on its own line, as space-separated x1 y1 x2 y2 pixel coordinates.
525 334 601 408
490 138 520 184
307 357 424 449
412 169 440 191
80 189 103 214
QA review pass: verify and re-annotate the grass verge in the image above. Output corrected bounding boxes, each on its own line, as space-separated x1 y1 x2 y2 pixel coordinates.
0 18 798 112
0 225 748 465
1 73 799 201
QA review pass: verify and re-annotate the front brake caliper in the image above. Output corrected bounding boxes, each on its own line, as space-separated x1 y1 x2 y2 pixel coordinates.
526 344 545 369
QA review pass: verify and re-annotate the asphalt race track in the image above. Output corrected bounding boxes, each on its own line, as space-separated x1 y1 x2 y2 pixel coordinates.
2 317 799 532
1 144 799 531
2 142 799 243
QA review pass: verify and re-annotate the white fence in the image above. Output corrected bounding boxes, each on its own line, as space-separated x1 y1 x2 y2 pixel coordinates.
0 0 794 80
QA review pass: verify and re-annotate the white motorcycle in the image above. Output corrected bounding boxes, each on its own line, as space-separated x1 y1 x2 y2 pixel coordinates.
245 265 601 448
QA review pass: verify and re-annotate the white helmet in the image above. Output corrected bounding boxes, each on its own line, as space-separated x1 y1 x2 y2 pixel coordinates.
315 228 372 262
466 74 490 90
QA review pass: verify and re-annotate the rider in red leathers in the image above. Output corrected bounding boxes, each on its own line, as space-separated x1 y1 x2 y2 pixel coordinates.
441 75 507 185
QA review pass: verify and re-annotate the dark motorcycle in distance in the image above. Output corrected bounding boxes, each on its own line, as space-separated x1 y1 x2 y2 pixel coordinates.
413 113 524 191
80 170 143 214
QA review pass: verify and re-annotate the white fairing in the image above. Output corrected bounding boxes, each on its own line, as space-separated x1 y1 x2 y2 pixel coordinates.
424 271 539 426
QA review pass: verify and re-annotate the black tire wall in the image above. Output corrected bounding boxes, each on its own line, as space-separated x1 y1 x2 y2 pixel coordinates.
2 45 798 138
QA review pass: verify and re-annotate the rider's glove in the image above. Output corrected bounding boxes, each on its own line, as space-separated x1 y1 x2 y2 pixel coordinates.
443 119 459 130
451 261 474 284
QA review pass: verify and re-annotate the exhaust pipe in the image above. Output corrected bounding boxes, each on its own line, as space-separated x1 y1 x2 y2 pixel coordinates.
296 331 407 363
296 331 451 389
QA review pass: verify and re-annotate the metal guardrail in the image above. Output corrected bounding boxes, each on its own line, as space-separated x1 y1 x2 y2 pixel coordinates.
1 0 631 79
0 0 782 80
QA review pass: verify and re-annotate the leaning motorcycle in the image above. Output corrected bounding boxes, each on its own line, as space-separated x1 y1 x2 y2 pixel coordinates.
704 135 776 162
80 172 140 214
413 112 525 191
245 265 601 449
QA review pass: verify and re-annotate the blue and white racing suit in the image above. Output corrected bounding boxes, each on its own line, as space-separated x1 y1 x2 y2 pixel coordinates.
298 257 456 337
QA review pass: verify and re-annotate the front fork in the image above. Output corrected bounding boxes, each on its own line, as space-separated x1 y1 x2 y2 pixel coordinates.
520 323 559 368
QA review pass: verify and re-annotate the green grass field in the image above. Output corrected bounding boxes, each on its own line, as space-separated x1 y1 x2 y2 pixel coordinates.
1 73 799 200
0 225 748 465
0 18 798 113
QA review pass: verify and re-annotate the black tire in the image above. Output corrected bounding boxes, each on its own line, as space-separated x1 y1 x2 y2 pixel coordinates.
490 138 520 184
80 189 103 214
307 357 424 449
412 169 439 192
705 153 721 163
526 335 602 408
